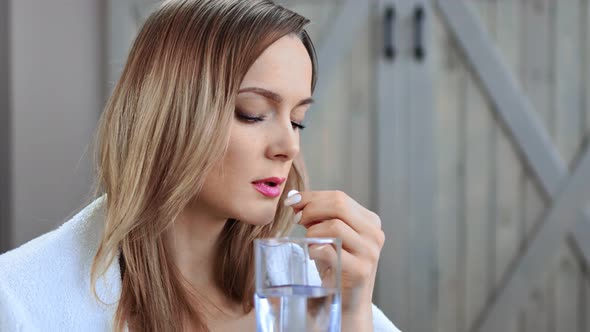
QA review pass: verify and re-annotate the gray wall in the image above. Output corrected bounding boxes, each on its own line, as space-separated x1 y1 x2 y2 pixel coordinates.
0 0 12 253
3 0 105 251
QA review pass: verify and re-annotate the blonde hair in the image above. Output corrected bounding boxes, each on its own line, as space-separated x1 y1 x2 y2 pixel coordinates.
90 0 317 330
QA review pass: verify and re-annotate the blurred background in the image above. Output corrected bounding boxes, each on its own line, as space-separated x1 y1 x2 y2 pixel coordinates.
2 0 590 331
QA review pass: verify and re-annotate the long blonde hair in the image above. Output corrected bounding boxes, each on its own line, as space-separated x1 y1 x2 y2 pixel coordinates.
90 0 317 330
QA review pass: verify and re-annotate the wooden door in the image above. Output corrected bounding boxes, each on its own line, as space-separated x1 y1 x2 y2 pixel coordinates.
432 1 590 332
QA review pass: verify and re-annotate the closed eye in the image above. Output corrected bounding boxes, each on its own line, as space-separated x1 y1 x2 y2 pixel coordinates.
236 112 265 123
236 110 306 131
291 121 306 130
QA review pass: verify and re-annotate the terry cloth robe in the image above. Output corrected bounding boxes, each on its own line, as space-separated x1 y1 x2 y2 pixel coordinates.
0 197 401 331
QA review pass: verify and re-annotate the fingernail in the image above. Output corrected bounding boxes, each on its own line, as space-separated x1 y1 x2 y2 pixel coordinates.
284 193 301 206
293 211 302 224
287 189 299 197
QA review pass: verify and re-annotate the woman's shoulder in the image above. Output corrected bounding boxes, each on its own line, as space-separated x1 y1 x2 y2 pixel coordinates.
0 196 118 331
0 196 105 283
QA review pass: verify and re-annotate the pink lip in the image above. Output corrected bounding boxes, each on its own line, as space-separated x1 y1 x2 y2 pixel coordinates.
252 177 286 198
252 182 281 197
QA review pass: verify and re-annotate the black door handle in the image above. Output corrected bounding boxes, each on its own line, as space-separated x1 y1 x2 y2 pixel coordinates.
384 6 396 61
414 5 425 61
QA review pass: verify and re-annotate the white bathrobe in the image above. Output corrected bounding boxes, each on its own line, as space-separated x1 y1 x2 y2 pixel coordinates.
0 197 400 331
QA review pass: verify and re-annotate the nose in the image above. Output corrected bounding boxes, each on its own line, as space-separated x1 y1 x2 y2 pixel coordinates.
266 119 300 162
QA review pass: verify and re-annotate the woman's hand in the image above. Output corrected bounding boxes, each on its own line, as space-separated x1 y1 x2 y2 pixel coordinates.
284 190 385 331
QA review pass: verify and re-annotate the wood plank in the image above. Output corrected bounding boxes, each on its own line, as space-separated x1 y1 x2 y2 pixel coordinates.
553 1 584 331
480 7 499 323
524 284 549 332
315 59 345 189
564 215 590 332
572 211 590 267
554 0 584 166
572 212 590 332
463 2 493 327
375 0 411 328
493 0 522 294
522 181 547 332
407 2 436 331
390 1 412 328
519 2 554 330
522 177 545 252
433 9 463 332
474 3 525 332
522 178 545 248
343 8 372 208
519 1 552 330
456 53 469 332
545 270 556 332
584 267 590 332
554 246 581 332
520 0 554 139
520 0 552 237
495 1 546 332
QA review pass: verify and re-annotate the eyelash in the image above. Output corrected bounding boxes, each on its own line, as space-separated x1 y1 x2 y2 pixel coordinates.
236 112 306 130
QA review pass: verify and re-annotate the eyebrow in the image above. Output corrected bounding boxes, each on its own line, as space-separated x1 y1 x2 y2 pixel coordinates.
238 87 314 107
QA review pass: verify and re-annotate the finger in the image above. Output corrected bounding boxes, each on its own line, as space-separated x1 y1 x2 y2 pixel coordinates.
307 241 371 290
308 243 339 288
305 219 368 256
285 190 382 232
298 201 382 244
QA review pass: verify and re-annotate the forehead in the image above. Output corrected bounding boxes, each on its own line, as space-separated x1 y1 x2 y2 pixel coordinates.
239 35 313 100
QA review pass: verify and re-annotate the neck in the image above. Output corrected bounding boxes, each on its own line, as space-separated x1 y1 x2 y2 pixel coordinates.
165 206 227 289
163 203 246 319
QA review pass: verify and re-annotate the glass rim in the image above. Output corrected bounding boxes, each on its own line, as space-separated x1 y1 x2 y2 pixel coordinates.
254 237 341 246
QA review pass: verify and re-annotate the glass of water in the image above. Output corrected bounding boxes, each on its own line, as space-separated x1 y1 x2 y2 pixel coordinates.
254 237 342 332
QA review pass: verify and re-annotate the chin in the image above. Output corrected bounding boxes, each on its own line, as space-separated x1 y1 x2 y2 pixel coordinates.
235 210 276 226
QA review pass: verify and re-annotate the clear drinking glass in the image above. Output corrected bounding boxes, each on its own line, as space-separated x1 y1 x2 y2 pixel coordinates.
254 237 342 332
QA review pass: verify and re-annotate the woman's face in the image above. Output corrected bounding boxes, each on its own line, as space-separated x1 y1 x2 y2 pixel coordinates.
197 34 313 225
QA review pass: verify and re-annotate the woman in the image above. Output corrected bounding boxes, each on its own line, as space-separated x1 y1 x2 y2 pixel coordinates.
0 0 400 331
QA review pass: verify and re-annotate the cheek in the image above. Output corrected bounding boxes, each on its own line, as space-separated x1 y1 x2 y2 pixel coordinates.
196 129 257 203
203 138 254 198
197 127 279 224
222 128 263 176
